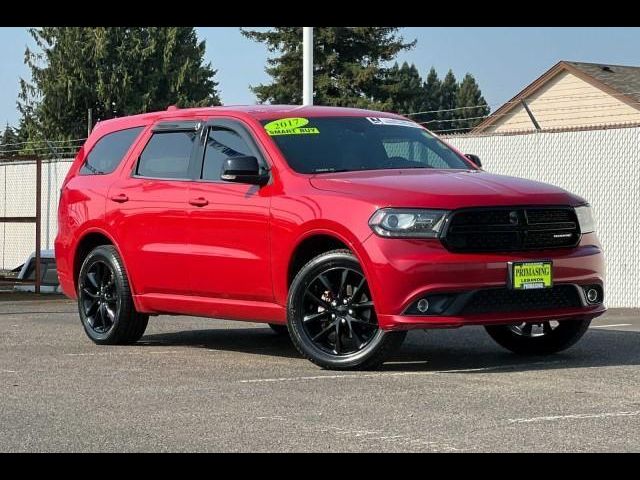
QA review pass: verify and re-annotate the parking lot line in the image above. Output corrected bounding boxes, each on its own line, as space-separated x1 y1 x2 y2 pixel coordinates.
238 361 564 383
508 411 640 424
591 324 633 328
64 350 182 356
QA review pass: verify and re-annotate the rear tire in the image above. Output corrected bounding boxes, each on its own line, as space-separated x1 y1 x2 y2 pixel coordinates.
287 249 406 370
77 245 149 345
485 318 591 355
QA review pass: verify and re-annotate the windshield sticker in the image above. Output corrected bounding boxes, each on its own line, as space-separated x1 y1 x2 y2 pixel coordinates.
366 117 423 129
264 117 320 136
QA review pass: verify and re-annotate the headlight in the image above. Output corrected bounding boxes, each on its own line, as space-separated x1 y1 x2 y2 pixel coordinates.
575 204 596 233
369 208 448 238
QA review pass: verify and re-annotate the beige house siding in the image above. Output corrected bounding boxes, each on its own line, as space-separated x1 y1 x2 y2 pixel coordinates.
483 70 640 133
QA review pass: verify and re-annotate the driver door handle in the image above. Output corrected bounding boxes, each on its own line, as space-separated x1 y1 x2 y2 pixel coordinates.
110 193 129 203
189 197 209 207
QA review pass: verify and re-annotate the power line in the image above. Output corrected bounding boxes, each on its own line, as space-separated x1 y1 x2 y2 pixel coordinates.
0 138 86 149
404 88 640 117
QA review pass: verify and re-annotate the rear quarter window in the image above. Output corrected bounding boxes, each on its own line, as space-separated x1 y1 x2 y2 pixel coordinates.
80 126 144 175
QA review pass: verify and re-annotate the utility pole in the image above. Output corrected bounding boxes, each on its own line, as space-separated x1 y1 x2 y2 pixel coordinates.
87 108 92 137
303 27 313 106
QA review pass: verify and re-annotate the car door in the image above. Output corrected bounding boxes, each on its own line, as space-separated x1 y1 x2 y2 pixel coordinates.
106 120 201 296
187 118 273 302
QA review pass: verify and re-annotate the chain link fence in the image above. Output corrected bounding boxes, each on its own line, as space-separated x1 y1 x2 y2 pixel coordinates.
1 125 638 306
443 125 640 308
0 158 73 276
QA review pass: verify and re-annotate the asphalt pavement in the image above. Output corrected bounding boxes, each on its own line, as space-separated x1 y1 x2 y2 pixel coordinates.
1 293 639 452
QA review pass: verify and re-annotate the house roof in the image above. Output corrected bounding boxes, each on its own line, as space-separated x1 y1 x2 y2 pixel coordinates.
567 61 640 103
473 60 640 132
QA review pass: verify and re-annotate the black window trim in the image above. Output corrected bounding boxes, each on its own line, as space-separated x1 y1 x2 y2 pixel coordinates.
132 122 204 181
79 125 145 176
194 118 271 184
152 120 202 133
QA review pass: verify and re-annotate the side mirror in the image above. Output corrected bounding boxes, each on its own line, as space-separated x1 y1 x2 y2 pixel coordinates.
465 154 482 168
221 156 269 186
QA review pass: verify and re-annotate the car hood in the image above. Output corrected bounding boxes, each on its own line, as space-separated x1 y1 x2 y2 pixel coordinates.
309 169 585 209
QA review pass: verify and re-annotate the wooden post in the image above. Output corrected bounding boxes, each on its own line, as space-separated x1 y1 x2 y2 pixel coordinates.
520 99 541 131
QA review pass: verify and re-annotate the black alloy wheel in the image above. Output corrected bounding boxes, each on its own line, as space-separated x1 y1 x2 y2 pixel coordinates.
287 249 406 370
79 260 119 335
300 265 377 355
78 245 149 345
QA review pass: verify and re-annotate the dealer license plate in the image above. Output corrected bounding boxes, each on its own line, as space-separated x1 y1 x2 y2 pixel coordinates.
508 261 553 290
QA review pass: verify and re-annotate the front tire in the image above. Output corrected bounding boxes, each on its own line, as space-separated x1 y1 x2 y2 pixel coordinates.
287 249 406 370
77 245 149 345
485 318 591 355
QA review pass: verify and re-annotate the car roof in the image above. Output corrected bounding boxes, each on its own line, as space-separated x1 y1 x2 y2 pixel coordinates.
91 105 408 135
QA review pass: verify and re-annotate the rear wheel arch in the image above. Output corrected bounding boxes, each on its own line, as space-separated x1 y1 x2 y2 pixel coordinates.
73 230 136 297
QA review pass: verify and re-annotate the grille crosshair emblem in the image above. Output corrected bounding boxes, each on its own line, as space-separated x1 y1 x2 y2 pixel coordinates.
509 211 520 225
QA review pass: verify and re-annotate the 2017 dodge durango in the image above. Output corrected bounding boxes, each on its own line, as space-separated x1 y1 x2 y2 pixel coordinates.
55 105 605 369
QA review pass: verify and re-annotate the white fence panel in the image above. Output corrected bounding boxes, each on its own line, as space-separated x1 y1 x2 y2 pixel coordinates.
1 127 639 308
445 127 640 308
0 159 73 270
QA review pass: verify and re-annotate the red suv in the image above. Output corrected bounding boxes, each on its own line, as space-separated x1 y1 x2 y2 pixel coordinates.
55 105 605 369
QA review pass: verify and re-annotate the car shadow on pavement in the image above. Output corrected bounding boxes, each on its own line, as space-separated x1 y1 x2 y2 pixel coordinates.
139 324 640 373
140 327 300 359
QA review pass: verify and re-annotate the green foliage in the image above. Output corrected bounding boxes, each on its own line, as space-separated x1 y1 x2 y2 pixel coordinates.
455 73 490 131
0 123 19 158
18 27 221 149
382 62 426 117
241 27 416 109
242 26 489 134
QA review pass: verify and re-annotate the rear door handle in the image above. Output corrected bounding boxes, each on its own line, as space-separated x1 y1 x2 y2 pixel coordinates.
110 193 129 203
189 197 209 207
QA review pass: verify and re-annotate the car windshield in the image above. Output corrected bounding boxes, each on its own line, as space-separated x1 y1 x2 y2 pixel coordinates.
261 116 471 174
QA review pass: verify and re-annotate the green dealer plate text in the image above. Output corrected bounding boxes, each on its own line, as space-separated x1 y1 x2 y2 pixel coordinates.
509 261 553 290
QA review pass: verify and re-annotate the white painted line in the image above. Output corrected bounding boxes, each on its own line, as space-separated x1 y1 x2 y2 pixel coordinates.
591 324 632 328
255 415 462 451
509 411 640 424
1 369 18 373
64 350 181 356
238 362 562 384
385 360 430 365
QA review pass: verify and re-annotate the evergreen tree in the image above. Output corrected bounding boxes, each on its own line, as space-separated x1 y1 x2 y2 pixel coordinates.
0 124 19 158
241 27 415 109
437 69 458 134
455 73 490 132
416 67 442 128
18 27 221 149
382 62 426 116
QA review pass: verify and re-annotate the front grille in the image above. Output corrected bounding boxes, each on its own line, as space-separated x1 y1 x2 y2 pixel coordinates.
461 285 582 315
442 206 580 252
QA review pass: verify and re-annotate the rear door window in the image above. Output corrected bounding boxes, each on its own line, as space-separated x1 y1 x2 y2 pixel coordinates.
136 131 197 179
80 126 144 175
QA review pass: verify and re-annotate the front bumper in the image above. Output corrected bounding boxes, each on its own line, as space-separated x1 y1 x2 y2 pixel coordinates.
361 232 606 330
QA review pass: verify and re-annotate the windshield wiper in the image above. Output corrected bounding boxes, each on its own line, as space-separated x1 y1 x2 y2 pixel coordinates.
311 168 352 174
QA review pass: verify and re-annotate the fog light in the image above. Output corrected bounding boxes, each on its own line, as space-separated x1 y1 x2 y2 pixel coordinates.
586 288 599 303
417 299 430 313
